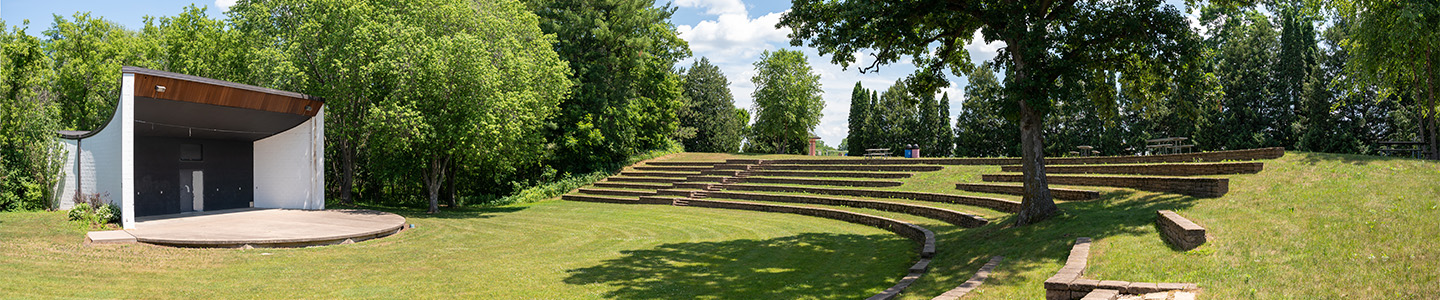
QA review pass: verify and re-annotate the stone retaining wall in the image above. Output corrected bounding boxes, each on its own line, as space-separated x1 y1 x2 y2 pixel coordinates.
707 191 989 227
758 165 944 172
606 176 684 184
741 177 904 187
593 182 671 190
954 183 1099 201
1157 210 1206 250
750 170 913 179
981 174 1228 198
561 194 639 204
1044 237 1199 300
723 184 1022 213
577 188 656 197
645 161 722 166
620 171 700 178
758 147 1284 166
1000 162 1263 176
634 166 714 172
671 182 718 190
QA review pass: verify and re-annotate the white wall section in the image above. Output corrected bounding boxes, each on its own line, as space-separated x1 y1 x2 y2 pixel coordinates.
253 107 325 210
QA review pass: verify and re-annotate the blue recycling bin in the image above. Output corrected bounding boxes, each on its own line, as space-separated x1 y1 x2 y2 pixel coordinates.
903 149 914 158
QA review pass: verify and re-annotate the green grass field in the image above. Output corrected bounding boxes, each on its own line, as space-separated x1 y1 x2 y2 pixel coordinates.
2 151 1437 299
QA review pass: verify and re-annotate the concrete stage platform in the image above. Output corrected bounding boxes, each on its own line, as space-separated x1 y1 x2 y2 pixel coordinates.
120 208 406 248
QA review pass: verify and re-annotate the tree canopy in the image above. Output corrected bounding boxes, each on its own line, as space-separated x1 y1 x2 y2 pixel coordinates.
748 49 824 154
679 57 744 153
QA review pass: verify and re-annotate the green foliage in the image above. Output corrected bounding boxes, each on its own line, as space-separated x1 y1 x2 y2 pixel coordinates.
934 93 954 157
147 5 246 81
845 82 871 156
954 64 1020 157
44 12 157 131
66 193 118 228
526 0 691 171
679 57 744 153
1 20 65 211
1333 0 1440 159
747 49 824 154
493 142 681 206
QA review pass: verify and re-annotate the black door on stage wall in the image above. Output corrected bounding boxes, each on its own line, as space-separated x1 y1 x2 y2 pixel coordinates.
133 137 253 217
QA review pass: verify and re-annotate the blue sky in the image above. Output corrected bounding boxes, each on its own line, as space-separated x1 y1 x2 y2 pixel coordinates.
3 0 1196 147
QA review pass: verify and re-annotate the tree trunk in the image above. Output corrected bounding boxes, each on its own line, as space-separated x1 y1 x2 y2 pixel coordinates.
444 159 457 207
425 155 450 214
1014 99 1059 226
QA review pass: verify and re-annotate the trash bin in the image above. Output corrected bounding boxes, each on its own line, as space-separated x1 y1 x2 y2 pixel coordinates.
903 149 913 158
904 144 921 158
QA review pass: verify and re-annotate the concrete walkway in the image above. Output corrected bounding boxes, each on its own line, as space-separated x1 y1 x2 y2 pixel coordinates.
109 208 406 248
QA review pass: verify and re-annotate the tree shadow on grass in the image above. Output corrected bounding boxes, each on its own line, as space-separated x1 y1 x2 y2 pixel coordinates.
564 232 913 300
1295 150 1397 166
351 205 529 220
902 190 1201 297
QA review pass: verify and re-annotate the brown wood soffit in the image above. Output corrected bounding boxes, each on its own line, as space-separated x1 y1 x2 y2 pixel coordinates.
125 66 323 117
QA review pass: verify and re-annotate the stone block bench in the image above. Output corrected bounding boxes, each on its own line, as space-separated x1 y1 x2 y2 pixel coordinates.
981 174 1228 198
706 191 989 228
1000 162 1263 176
722 184 1022 213
758 164 944 172
748 170 913 179
739 177 905 187
1045 237 1198 300
1157 210 1207 250
644 161 722 166
955 183 1100 201
576 188 656 197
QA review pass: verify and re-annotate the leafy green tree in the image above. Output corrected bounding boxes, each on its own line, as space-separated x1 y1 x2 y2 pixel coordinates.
1334 0 1440 159
147 5 246 81
679 57 743 152
845 82 871 156
954 64 1019 157
868 79 917 151
781 0 1203 224
748 49 824 154
935 93 954 157
44 12 157 131
1 21 65 211
363 0 570 213
229 0 394 205
525 0 690 171
1270 7 1318 148
1199 9 1276 151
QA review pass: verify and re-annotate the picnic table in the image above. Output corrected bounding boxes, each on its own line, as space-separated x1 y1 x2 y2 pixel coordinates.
864 148 891 159
1076 145 1096 157
1145 137 1193 155
1377 141 1427 158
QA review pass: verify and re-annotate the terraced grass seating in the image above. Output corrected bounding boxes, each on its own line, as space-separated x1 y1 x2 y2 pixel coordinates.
932 256 1005 300
748 170 913 179
685 199 936 258
706 191 989 227
741 177 904 187
758 164 944 172
981 174 1228 198
711 164 757 170
656 189 704 197
723 184 1022 213
955 183 1100 201
643 161 723 166
561 194 641 204
684 176 731 183
604 176 684 184
700 169 745 176
576 188 656 197
724 159 766 164
619 171 700 178
756 147 1283 166
1045 237 1198 300
592 181 671 190
633 166 714 172
1000 162 1264 176
672 182 720 190
1157 210 1207 250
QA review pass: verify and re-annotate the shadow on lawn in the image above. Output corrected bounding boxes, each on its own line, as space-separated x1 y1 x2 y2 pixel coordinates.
564 232 909 299
1296 150 1394 166
902 190 1201 297
337 204 529 220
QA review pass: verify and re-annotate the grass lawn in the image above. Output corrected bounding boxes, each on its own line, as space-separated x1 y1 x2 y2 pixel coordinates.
0 201 911 299
3 151 1437 299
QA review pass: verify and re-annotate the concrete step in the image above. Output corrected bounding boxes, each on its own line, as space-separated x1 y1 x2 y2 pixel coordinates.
85 230 137 245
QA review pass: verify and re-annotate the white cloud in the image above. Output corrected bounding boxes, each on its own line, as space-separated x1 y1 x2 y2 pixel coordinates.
678 11 791 64
964 29 1006 64
214 0 238 10
674 0 747 16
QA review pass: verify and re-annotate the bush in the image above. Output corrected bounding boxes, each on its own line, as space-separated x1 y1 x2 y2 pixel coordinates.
488 142 684 206
68 193 117 228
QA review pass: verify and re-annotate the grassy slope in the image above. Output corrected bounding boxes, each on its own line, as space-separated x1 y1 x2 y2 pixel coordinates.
2 151 1435 299
658 152 1440 299
0 201 910 299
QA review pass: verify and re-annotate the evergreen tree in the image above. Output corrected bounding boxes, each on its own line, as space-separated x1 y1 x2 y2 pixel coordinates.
1272 7 1318 148
953 63 1018 157
1201 9 1276 151
845 82 870 156
936 93 954 157
680 57 743 152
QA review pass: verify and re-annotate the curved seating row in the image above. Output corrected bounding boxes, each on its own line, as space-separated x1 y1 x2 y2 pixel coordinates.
705 191 989 228
1000 162 1263 176
722 184 1022 213
980 174 1229 198
955 183 1100 201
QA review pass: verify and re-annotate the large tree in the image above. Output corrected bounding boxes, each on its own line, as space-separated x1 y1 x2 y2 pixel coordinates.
680 57 744 153
365 0 570 213
1 21 65 211
525 0 690 171
748 49 824 154
935 93 955 157
1334 0 1440 159
954 64 1020 158
782 0 1203 225
44 12 157 131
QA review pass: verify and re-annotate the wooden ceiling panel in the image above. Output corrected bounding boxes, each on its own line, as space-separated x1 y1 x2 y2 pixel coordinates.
131 70 321 117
